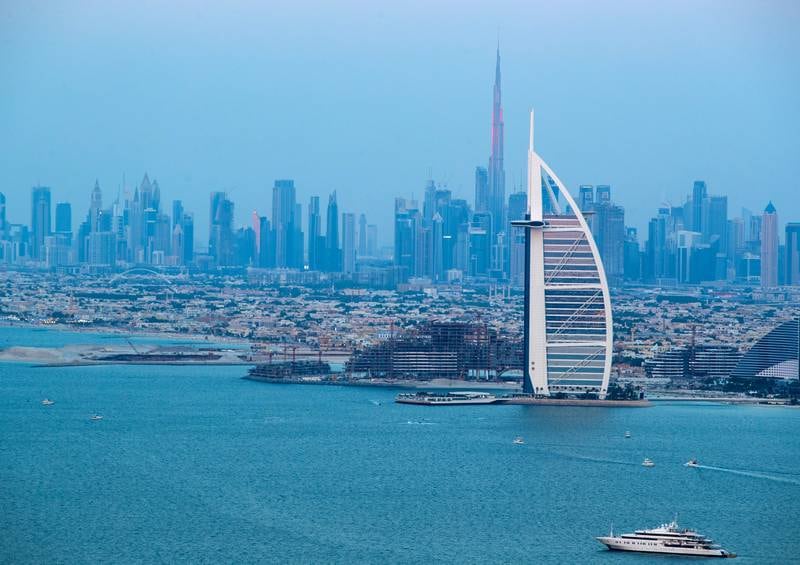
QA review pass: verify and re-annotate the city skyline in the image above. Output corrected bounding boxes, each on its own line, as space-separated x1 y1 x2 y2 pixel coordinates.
2 1 798 238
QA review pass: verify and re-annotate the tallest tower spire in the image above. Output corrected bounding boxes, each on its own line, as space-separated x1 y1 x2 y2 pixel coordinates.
488 42 506 272
495 41 501 87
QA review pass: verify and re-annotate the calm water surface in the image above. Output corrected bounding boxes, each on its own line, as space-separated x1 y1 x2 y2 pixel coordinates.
1 336 799 563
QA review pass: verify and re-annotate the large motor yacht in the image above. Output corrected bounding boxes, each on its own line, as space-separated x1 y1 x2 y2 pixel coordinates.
597 520 735 558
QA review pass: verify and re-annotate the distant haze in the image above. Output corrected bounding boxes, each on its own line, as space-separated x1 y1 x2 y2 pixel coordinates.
1 0 798 244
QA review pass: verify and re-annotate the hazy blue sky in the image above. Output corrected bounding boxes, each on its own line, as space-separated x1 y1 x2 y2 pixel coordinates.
1 0 798 245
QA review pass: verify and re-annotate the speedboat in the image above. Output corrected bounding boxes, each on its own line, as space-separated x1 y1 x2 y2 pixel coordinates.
624 431 631 438
90 414 103 421
41 399 54 406
685 459 699 467
642 458 655 467
513 437 525 445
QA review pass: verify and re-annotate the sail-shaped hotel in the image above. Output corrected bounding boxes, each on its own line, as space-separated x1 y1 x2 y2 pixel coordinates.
513 113 613 398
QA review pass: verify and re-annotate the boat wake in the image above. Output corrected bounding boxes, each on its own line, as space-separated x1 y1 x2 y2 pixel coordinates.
553 451 638 467
692 464 800 486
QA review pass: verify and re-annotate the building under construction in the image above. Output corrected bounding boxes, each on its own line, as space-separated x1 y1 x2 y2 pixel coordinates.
346 321 523 381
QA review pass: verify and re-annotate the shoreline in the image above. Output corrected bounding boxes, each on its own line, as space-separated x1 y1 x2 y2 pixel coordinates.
243 374 522 391
0 320 250 346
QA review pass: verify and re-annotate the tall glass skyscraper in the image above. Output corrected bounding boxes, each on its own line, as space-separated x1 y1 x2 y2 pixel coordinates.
341 212 356 274
760 202 779 288
786 223 800 286
31 186 51 260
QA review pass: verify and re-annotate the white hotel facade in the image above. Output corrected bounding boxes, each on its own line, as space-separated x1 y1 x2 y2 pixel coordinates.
513 112 613 398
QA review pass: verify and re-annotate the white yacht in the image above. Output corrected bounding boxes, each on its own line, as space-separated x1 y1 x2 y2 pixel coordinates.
395 391 498 406
90 414 103 421
41 399 54 406
685 459 700 467
642 458 655 467
597 520 736 558
513 437 525 445
624 431 631 438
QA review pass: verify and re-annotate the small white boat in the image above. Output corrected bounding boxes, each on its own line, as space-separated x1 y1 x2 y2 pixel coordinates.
642 458 655 467
624 431 631 438
90 414 103 421
513 437 525 445
685 459 699 467
41 399 54 406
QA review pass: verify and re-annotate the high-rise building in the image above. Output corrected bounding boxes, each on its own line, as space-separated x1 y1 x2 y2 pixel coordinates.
257 216 275 268
512 112 612 397
423 180 436 224
209 191 234 266
508 191 527 287
645 212 667 281
308 196 322 270
89 180 103 232
325 192 341 272
31 186 51 260
578 185 594 212
172 200 183 230
271 180 303 269
706 195 727 246
358 213 367 257
595 185 611 205
172 222 184 265
691 180 707 234
469 212 491 276
55 202 72 243
760 202 779 287
431 213 444 281
341 212 356 274
182 213 194 264
474 167 489 213
624 227 641 280
87 231 116 266
786 223 800 286
590 186 625 283
394 197 419 281
367 224 378 257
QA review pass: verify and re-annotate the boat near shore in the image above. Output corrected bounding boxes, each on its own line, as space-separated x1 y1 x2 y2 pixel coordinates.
395 391 499 405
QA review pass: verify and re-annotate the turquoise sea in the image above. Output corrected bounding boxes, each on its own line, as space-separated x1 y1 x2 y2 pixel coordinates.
1 328 799 564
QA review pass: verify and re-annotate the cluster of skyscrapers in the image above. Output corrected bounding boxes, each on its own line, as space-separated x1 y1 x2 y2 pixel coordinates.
2 47 797 289
3 178 378 275
641 183 798 287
